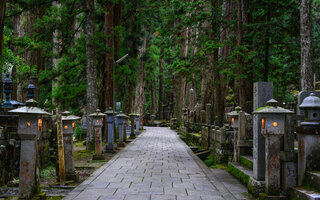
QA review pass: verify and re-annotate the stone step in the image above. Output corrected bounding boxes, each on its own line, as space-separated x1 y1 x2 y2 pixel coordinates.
305 171 320 192
239 155 253 169
228 162 253 186
291 188 320 200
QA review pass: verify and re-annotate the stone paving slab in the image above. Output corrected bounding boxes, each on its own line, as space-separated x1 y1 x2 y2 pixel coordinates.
63 127 250 200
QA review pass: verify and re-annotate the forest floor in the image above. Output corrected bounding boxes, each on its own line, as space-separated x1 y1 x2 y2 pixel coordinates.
0 138 133 200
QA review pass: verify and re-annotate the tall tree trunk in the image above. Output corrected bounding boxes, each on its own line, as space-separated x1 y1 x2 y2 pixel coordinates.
85 0 98 150
113 2 122 60
236 0 253 113
158 57 164 119
134 36 147 126
151 79 157 115
0 0 6 57
300 0 313 90
263 11 270 81
104 1 114 110
218 0 233 118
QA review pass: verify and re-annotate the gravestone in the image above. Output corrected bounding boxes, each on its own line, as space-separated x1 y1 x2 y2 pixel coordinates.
253 82 273 180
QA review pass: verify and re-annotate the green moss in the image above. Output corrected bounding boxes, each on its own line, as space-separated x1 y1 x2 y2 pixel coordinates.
40 165 56 180
239 156 253 169
74 150 95 160
204 153 216 168
228 163 250 185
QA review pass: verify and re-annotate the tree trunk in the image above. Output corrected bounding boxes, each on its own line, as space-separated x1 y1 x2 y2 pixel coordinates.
236 0 253 113
151 79 157 115
113 2 122 60
300 0 313 91
158 57 164 119
104 1 114 110
85 0 98 150
263 11 270 81
134 36 147 126
0 0 6 57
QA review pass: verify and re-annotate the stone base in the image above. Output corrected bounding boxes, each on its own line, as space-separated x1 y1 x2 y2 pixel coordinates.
248 177 265 196
117 142 125 147
93 154 105 160
259 193 286 200
129 134 136 139
105 148 115 153
66 172 79 182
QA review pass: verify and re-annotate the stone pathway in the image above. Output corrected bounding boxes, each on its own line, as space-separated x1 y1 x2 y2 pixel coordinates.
64 127 250 200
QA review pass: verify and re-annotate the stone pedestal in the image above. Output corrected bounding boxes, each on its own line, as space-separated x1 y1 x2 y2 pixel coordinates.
93 126 104 160
253 82 273 180
297 126 320 185
117 115 125 147
264 135 281 195
106 117 114 152
233 126 239 162
63 133 78 181
19 139 38 199
135 115 140 135
129 115 136 139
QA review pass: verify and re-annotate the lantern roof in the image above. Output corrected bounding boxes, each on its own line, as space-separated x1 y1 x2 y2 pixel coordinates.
299 93 320 108
116 111 127 118
89 109 106 117
104 107 114 115
253 99 293 114
8 99 51 115
62 111 81 121
226 106 250 117
1 100 25 107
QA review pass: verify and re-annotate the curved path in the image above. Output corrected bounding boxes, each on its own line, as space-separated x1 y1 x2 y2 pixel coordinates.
64 127 249 200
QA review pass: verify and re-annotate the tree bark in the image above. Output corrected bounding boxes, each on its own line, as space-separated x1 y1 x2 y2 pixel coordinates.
151 79 157 115
113 2 122 60
300 0 313 91
158 57 164 119
104 1 114 110
236 0 253 113
85 0 98 150
0 0 6 57
134 35 147 126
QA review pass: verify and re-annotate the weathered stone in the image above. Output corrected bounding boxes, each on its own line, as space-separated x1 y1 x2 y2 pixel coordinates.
253 82 273 181
248 177 265 196
105 108 115 152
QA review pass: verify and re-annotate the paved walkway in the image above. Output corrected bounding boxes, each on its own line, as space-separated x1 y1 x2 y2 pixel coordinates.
64 127 249 200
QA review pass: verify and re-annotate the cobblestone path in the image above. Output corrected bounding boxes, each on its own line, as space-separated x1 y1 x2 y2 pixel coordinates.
64 127 249 200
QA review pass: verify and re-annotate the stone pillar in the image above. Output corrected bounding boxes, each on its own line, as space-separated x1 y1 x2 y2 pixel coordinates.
263 134 282 195
123 116 128 142
206 104 212 148
63 132 76 180
253 82 273 180
233 124 239 162
129 114 136 139
135 115 140 135
105 109 114 153
297 126 320 185
94 124 103 156
116 112 126 147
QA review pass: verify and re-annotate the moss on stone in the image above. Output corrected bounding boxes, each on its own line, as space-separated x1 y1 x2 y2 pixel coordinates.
228 163 250 185
239 156 253 169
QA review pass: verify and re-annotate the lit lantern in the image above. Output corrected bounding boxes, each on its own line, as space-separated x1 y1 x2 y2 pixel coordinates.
62 111 81 135
253 99 293 195
254 99 292 135
8 98 51 199
226 106 249 129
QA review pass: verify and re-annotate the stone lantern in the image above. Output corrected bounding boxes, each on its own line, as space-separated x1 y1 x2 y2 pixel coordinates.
104 107 115 153
226 106 242 128
89 109 105 160
297 93 320 185
8 97 51 198
116 111 126 147
62 111 80 181
253 99 293 197
129 113 136 139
